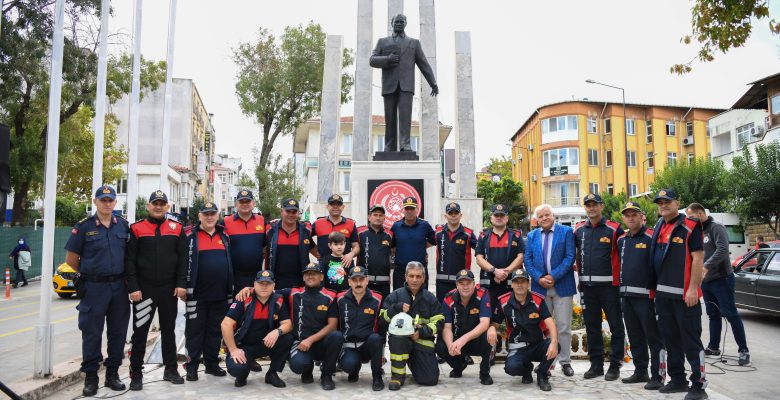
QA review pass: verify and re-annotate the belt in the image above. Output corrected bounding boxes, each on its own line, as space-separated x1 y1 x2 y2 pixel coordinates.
620 285 650 295
81 274 124 283
579 275 613 282
367 275 390 283
507 341 529 350
342 341 365 349
655 284 684 295
436 274 461 282
479 279 491 286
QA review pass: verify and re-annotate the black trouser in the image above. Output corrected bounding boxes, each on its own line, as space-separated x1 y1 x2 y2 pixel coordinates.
392 262 429 291
504 339 558 378
130 283 179 371
435 332 492 376
338 333 384 376
233 271 258 296
14 267 27 285
289 331 344 375
582 285 624 365
383 88 414 151
368 283 390 305
226 334 294 379
487 284 510 316
435 281 456 302
388 334 439 386
621 296 663 380
184 299 229 372
656 297 706 388
77 280 130 373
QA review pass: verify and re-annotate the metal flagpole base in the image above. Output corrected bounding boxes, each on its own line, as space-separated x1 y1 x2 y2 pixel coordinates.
34 324 53 378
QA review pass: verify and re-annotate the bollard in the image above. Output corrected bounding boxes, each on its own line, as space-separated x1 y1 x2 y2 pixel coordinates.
4 267 10 299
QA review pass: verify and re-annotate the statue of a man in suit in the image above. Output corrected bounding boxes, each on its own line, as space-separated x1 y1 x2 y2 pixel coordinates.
370 14 438 153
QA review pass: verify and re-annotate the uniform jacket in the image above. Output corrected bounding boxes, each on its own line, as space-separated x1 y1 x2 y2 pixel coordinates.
336 289 383 342
265 220 314 276
434 224 477 281
125 217 187 292
649 214 703 300
381 286 444 341
185 224 233 301
475 228 525 287
616 226 654 298
280 286 338 341
231 292 285 346
356 225 394 280
524 224 576 297
574 218 623 286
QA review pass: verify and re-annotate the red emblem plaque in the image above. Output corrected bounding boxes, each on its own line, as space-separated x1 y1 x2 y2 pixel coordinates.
369 180 422 230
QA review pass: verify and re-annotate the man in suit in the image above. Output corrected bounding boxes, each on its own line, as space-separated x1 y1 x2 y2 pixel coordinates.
524 204 576 377
370 14 438 152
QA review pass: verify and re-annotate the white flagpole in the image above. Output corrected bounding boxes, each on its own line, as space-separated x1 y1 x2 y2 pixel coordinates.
159 0 177 193
90 0 111 213
127 0 143 223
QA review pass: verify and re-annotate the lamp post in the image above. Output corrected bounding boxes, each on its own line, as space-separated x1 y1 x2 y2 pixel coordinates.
586 79 629 194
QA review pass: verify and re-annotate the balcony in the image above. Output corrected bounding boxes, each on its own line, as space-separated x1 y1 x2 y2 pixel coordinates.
547 197 580 207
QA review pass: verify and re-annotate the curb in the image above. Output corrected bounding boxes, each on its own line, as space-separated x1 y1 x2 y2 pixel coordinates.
12 332 161 400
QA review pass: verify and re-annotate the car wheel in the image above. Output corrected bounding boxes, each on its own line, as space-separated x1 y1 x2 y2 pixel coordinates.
57 292 73 299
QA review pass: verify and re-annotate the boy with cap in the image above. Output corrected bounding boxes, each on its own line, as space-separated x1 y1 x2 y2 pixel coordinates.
183 202 234 381
574 193 625 380
320 231 351 293
437 269 495 385
434 202 478 301
476 204 525 315
649 189 708 400
126 191 188 389
221 270 293 388
357 204 394 300
264 198 318 290
493 270 560 392
391 196 436 290
336 266 385 390
617 202 665 389
312 194 359 265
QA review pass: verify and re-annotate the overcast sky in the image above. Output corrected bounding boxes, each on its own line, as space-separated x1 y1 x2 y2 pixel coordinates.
107 0 780 173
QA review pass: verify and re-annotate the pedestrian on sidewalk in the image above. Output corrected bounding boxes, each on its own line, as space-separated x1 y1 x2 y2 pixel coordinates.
9 237 31 288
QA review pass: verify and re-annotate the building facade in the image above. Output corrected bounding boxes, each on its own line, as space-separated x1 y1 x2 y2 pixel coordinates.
510 100 722 224
211 153 243 215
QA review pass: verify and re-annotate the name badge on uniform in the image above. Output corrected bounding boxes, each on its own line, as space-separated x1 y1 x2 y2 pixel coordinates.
672 237 684 244
382 240 390 246
528 312 539 319
168 222 177 230
600 237 611 243
364 308 375 314
340 229 349 234
469 308 479 315
274 314 279 320
635 243 647 249
511 241 518 247
256 225 263 231
317 305 328 311
85 231 99 237
304 239 310 245
455 239 465 245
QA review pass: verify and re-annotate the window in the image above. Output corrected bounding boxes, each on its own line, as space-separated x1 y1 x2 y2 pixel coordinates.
221 190 227 201
626 151 636 167
736 123 754 147
373 135 385 152
667 152 677 166
666 121 676 136
543 148 579 169
765 253 780 276
625 119 635 135
646 152 654 168
687 153 695 164
339 171 351 193
605 150 613 167
589 183 599 194
544 182 580 206
772 94 780 114
604 118 611 134
706 122 711 137
587 149 598 166
685 122 694 138
219 174 226 184
116 177 128 194
410 136 420 152
587 117 597 133
724 225 745 244
607 184 614 195
541 115 578 134
628 184 638 197
645 120 653 143
340 133 352 155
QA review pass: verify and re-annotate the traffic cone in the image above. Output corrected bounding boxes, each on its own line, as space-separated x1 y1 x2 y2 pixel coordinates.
4 267 10 299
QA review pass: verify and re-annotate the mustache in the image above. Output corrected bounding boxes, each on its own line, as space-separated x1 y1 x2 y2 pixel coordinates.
353 286 364 290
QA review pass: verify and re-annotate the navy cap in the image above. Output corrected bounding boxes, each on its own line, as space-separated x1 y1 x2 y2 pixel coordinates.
402 196 418 209
200 201 219 213
254 270 275 283
509 269 531 282
236 190 254 201
653 189 678 203
583 193 603 205
491 204 508 215
327 194 344 204
446 202 461 214
369 204 385 213
348 265 367 278
282 198 300 211
149 190 168 204
455 269 475 282
302 263 322 274
95 185 117 200
621 201 644 214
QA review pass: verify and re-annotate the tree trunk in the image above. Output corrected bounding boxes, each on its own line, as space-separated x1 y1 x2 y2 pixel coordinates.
11 180 30 225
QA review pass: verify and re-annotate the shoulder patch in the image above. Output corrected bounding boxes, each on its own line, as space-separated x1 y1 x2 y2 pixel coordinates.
357 225 368 234
463 226 473 235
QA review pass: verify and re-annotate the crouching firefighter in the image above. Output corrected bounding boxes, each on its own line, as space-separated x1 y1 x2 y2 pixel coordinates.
381 261 445 390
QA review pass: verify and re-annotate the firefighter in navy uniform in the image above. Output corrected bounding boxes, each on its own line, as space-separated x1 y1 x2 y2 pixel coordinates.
65 185 130 396
223 189 266 293
356 204 394 300
125 191 187 390
617 201 665 390
574 193 625 380
649 189 708 400
336 266 385 391
475 204 525 315
221 270 294 388
312 194 359 263
437 269 494 385
434 202 478 302
381 261 445 390
183 202 234 381
264 198 318 290
493 270 560 392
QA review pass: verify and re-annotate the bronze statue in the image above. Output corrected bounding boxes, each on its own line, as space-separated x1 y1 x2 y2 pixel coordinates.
370 14 438 153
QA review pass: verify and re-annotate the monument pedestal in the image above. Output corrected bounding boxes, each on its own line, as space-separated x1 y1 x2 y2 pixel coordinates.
372 150 419 161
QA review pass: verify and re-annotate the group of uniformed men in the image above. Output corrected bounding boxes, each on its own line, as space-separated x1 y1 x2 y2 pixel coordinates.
65 184 717 400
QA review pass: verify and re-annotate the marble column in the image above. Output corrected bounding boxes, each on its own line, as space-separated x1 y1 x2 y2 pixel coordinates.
317 35 344 202
419 0 440 161
388 0 403 34
353 0 373 161
455 31 476 199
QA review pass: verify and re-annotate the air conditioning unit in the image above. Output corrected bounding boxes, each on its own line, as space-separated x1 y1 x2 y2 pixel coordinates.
683 136 694 145
528 144 534 151
511 159 517 166
751 126 765 137
517 153 523 161
531 175 537 182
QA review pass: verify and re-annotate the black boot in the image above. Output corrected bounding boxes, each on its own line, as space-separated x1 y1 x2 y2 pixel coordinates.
129 368 143 391
250 359 263 372
622 371 650 384
583 363 604 379
537 373 552 391
320 373 335 390
604 362 621 381
372 374 384 391
83 372 99 397
265 370 286 388
105 369 126 391
163 368 184 384
480 373 494 385
204 364 226 377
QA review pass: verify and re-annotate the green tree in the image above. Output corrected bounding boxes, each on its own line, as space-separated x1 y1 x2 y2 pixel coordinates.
134 196 148 222
1 1 165 224
477 176 526 231
232 22 354 193
600 191 659 229
728 141 780 237
236 172 257 191
255 154 302 220
649 157 731 212
189 195 205 225
674 0 779 74
484 156 512 177
55 196 87 226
